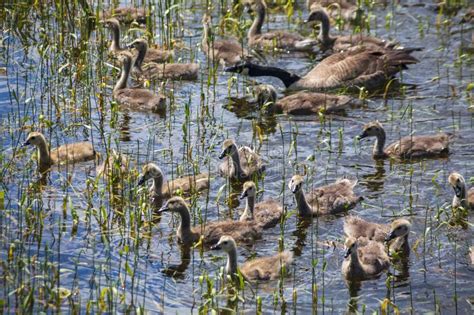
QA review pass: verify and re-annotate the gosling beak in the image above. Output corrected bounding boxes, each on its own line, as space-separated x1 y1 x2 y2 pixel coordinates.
453 186 462 198
157 205 169 214
239 191 248 200
356 132 368 141
210 243 221 250
224 63 246 74
344 248 351 259
126 42 135 49
290 185 298 194
137 175 146 186
385 231 395 243
218 150 227 159
22 140 30 147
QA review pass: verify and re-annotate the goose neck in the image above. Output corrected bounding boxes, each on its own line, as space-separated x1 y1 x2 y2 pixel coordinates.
241 196 255 221
373 130 386 158
230 148 244 177
114 58 130 92
134 44 146 70
248 5 265 38
109 26 121 52
225 247 239 276
295 189 313 216
318 12 332 44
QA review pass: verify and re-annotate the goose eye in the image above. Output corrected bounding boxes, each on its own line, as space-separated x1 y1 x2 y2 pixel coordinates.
223 241 228 245
31 136 35 140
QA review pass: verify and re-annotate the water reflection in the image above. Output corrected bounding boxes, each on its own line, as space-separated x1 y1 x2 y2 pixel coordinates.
360 160 386 197
161 244 192 279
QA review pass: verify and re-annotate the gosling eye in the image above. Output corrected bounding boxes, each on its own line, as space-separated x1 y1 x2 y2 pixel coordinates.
223 241 228 245
31 136 36 140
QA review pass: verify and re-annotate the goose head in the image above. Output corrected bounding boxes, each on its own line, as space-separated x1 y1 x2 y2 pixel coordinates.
211 235 237 252
240 181 257 199
137 163 163 186
288 175 304 194
448 172 466 198
305 7 328 24
255 84 277 108
344 237 358 258
357 121 384 140
385 219 411 242
224 61 253 76
117 51 133 67
202 13 212 26
243 0 266 15
127 38 148 51
158 196 188 214
219 139 238 159
22 132 46 147
103 18 120 30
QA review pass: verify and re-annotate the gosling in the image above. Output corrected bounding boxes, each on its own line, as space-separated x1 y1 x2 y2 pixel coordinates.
239 181 283 229
288 175 362 217
357 121 453 160
342 237 390 281
158 197 262 246
218 139 265 180
448 172 474 210
211 235 293 281
23 131 96 174
137 162 209 208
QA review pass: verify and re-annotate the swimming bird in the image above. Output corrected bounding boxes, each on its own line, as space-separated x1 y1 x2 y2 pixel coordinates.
128 39 198 81
137 162 209 208
448 172 474 210
307 0 359 23
255 84 362 115
158 197 262 246
96 150 130 179
239 181 283 229
344 216 411 255
357 121 453 160
288 175 362 217
218 139 265 180
224 46 418 92
100 7 147 25
22 132 96 174
244 0 316 52
113 51 166 112
342 236 390 281
211 235 293 281
202 14 248 66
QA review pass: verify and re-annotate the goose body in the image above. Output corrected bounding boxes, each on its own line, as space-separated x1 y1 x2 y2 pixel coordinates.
225 46 418 92
219 139 265 180
288 175 362 217
307 0 359 23
255 84 361 115
100 7 147 25
358 121 453 160
202 15 247 66
23 132 96 173
245 0 316 52
239 181 283 229
211 235 293 281
138 163 209 208
342 237 390 281
158 197 261 246
113 52 166 112
344 216 411 255
448 172 474 210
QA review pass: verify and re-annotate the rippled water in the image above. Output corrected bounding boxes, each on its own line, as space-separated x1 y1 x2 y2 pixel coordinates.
1 0 473 313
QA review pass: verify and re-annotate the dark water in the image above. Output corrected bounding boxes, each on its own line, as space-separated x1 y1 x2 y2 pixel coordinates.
1 0 473 313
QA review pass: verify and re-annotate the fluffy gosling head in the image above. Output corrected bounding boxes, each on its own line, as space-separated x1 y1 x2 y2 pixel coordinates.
117 51 133 66
357 121 384 140
137 163 163 186
127 38 148 50
385 219 411 242
288 175 304 194
244 0 266 14
448 172 466 198
211 235 237 252
23 132 46 147
240 181 257 199
103 18 120 29
219 139 238 159
344 237 358 258
305 7 328 24
158 196 188 213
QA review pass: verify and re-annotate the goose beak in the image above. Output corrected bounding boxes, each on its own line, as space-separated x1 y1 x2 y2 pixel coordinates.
453 186 462 198
126 42 134 49
239 191 248 200
343 248 351 259
356 132 368 140
218 150 226 159
385 231 395 243
22 140 30 147
224 63 248 74
157 205 169 214
211 243 221 250
137 175 146 186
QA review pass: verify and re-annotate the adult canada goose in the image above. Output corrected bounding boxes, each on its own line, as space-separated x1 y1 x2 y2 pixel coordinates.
448 172 474 210
244 0 316 52
22 132 96 174
96 150 130 179
158 197 262 246
100 7 147 25
255 84 362 115
342 237 390 281
239 181 283 229
357 121 453 160
211 235 293 281
218 139 266 180
128 39 198 81
113 52 166 112
202 14 248 66
137 163 209 208
224 46 418 92
288 175 362 217
305 8 394 52
344 216 411 255
307 0 359 23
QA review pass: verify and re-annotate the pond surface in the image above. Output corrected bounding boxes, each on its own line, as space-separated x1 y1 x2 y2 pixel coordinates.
1 0 473 313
